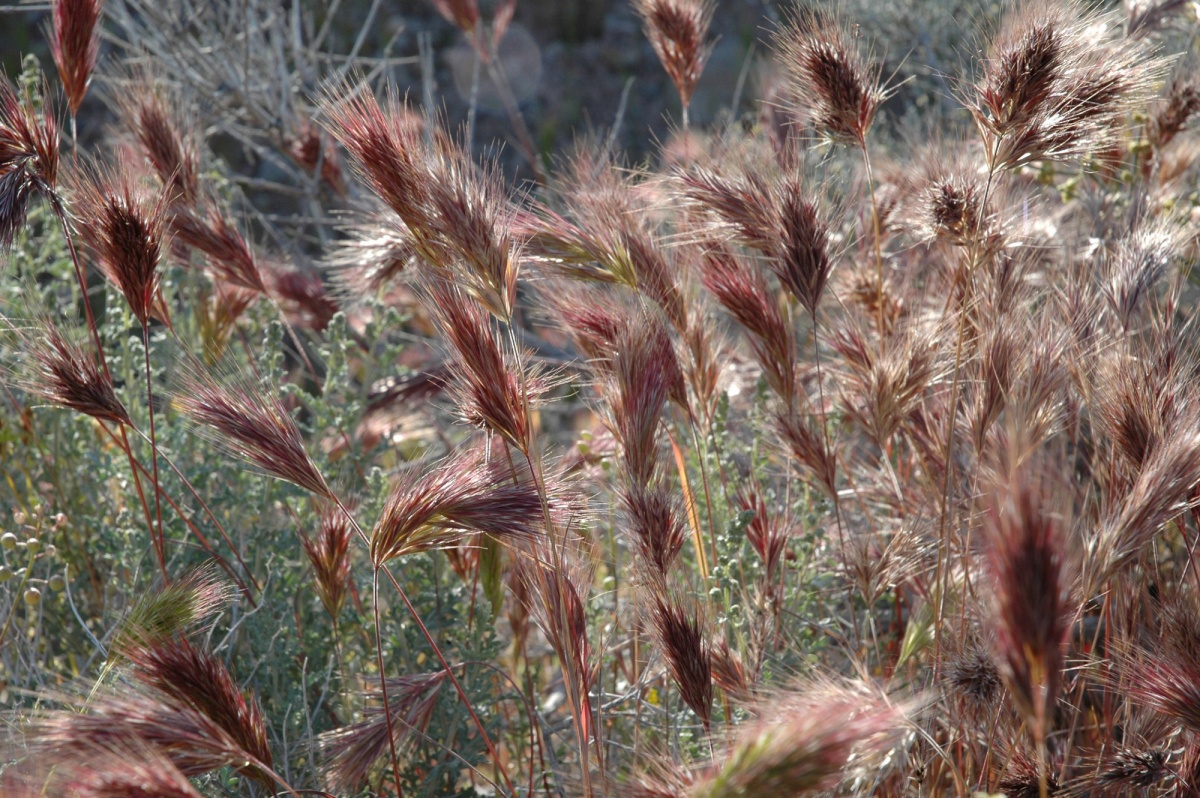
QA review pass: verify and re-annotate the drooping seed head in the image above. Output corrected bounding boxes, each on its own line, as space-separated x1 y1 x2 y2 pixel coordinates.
317 671 448 792
112 565 231 656
370 445 542 567
983 466 1073 738
124 637 273 784
173 367 331 499
170 207 267 294
649 589 713 731
18 317 129 426
688 684 903 797
1 78 59 245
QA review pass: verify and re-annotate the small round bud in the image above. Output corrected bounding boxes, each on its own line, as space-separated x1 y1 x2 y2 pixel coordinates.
45 544 57 557
25 538 40 554
12 511 26 525
0 532 16 550
0 566 12 582
49 574 65 592
24 587 41 605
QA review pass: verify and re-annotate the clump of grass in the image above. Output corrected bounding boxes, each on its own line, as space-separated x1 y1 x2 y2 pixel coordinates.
4 0 1200 795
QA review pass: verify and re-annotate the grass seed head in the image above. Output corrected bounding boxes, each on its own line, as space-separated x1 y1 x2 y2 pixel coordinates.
173 367 332 499
773 8 884 146
634 0 716 110
48 0 103 114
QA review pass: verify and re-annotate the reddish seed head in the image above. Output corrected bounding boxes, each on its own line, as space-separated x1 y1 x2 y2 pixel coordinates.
1096 747 1170 789
326 211 418 299
287 116 347 196
62 745 205 798
983 468 1072 739
773 8 883 146
323 90 520 319
1149 69 1200 150
170 207 267 294
977 8 1068 137
318 671 448 791
609 311 684 488
693 686 903 795
21 318 130 426
974 2 1163 170
430 0 480 35
776 410 836 498
266 262 338 332
48 0 103 115
634 0 716 110
428 281 532 449
650 591 713 730
122 86 200 207
301 503 353 620
0 79 60 245
33 689 268 784
174 368 331 499
515 543 597 745
125 637 274 784
72 164 169 326
623 482 686 575
321 87 428 234
710 638 749 701
702 245 796 402
776 180 832 316
370 445 542 567
736 487 788 583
